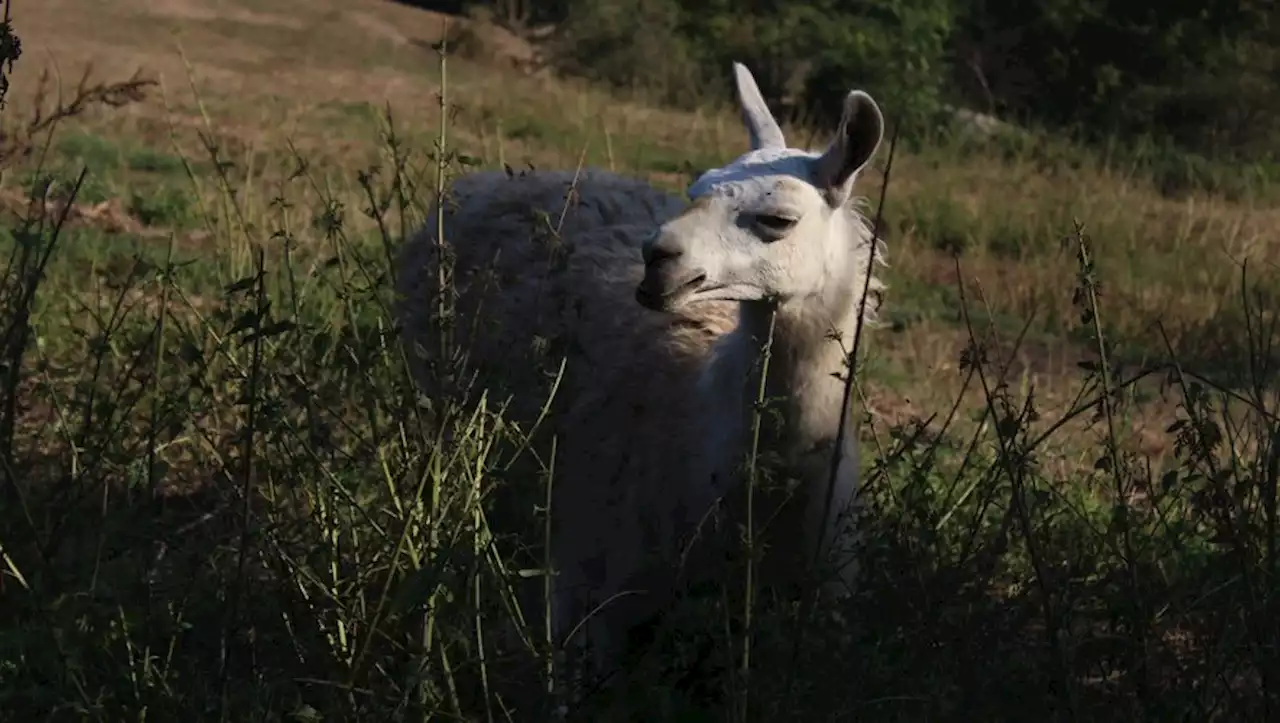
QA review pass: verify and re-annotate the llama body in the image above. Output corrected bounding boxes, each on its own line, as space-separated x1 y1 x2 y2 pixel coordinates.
395 169 739 659
395 64 885 685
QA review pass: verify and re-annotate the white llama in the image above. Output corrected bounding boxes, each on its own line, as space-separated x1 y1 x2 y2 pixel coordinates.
395 62 885 686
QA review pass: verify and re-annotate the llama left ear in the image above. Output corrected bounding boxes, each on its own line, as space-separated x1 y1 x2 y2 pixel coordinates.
733 62 786 151
813 90 884 207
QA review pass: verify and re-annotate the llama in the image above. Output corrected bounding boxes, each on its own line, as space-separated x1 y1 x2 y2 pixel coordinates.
394 62 885 688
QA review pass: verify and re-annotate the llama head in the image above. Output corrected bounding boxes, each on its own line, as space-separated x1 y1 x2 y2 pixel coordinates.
636 63 884 313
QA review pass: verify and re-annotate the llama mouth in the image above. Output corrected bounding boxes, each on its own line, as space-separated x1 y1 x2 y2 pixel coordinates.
635 273 708 311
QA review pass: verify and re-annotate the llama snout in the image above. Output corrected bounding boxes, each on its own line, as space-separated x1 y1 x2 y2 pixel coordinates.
636 234 707 311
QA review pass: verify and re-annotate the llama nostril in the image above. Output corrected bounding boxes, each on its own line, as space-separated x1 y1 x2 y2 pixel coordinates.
643 243 682 266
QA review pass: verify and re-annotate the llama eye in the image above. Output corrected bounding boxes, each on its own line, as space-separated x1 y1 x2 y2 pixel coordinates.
754 213 798 235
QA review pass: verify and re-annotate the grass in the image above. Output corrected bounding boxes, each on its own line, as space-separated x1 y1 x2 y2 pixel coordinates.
1 0 1280 720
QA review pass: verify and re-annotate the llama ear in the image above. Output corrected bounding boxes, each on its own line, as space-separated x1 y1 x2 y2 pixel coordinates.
733 62 785 151
813 90 884 207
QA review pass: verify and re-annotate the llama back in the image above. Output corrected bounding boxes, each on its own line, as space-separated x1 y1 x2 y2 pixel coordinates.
398 169 696 393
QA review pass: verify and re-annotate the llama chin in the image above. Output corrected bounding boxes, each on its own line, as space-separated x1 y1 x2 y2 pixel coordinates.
395 61 886 698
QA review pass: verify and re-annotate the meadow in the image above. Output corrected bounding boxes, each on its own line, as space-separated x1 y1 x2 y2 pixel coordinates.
2 0 1279 720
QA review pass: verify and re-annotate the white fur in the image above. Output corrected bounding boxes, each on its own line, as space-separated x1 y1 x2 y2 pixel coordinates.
394 63 886 691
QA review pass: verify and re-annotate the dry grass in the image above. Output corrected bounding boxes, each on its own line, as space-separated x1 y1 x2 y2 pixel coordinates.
2 0 1279 720
7 0 1276 500
15 0 1276 461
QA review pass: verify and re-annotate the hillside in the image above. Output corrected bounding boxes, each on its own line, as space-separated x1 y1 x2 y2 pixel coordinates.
16 0 1277 454
2 0 1279 720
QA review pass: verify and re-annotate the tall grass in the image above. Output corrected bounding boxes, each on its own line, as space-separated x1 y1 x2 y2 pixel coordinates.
0 21 1279 723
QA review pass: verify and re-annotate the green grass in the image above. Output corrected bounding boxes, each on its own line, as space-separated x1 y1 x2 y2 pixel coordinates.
2 2 1280 721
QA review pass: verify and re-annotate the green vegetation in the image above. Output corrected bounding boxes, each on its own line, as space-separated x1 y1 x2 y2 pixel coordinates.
467 0 1280 189
0 0 1278 720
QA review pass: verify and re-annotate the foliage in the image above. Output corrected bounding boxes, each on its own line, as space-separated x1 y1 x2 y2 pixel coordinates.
470 0 1280 159
0 0 19 110
690 0 956 132
545 0 956 133
953 0 1278 153
550 0 709 104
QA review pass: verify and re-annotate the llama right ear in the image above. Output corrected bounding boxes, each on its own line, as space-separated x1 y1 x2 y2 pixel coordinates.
813 90 884 207
733 62 785 151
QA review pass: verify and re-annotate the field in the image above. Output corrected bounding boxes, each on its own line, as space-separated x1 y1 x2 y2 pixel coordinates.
2 0 1280 720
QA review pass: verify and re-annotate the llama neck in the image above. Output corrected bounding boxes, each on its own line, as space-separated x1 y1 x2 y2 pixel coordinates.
707 287 868 584
742 209 879 450
735 292 862 454
697 207 881 482
695 209 880 589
